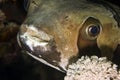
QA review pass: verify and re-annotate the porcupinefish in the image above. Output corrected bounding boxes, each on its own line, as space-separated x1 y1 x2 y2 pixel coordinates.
18 0 120 72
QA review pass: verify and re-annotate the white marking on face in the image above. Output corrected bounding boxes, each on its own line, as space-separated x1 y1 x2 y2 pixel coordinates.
22 33 48 51
26 51 65 72
28 25 38 32
20 25 51 51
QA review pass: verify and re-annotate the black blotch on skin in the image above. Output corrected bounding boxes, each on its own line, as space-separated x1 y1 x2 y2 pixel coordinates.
30 39 62 69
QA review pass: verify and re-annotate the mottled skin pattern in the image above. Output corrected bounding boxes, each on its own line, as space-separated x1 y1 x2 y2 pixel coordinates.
18 0 120 72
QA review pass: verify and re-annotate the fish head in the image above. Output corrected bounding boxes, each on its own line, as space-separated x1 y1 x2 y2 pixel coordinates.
17 0 120 72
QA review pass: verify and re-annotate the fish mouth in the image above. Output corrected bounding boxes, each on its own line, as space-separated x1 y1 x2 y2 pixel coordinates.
18 25 53 52
17 25 66 72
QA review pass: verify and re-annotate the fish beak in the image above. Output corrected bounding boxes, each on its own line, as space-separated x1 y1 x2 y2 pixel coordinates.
17 24 66 72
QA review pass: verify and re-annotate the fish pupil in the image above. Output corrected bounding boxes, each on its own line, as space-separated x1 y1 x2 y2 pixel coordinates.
88 25 100 36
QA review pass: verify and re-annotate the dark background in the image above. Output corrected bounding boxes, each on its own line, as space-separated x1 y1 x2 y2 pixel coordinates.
0 0 120 80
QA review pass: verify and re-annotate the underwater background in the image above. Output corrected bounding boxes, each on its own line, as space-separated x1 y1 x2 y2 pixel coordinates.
0 0 119 80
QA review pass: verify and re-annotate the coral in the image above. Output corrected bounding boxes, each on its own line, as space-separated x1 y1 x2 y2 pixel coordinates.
65 56 120 80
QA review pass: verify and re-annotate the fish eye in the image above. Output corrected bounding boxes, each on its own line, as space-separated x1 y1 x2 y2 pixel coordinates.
86 24 101 39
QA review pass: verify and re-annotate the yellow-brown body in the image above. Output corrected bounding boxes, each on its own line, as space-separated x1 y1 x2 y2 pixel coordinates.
18 0 120 72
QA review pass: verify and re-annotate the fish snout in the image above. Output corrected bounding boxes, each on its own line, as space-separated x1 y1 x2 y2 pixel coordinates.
18 24 53 52
17 24 66 72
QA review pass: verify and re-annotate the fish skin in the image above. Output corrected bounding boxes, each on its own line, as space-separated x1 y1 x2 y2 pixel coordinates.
18 0 120 72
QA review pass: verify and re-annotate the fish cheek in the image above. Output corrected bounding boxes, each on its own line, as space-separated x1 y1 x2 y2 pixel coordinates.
97 23 120 59
78 32 101 57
